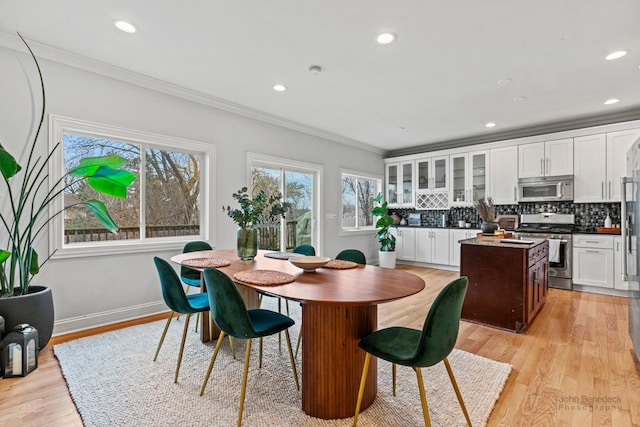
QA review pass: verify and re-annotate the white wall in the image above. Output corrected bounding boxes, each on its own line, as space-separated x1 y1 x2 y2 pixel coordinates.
0 46 384 335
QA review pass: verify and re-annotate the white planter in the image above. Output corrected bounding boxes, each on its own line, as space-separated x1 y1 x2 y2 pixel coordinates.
378 251 397 269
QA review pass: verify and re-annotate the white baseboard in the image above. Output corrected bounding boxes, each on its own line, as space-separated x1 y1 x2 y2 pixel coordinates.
52 301 168 336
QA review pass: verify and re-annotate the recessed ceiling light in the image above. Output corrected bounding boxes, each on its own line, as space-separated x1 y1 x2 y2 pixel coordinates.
376 33 396 45
273 84 287 92
485 122 497 128
513 96 527 102
605 50 628 60
308 65 322 75
604 98 620 105
497 78 512 86
395 126 406 131
114 20 137 34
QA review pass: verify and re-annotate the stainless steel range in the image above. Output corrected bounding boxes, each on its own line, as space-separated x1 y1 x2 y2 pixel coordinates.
516 213 575 290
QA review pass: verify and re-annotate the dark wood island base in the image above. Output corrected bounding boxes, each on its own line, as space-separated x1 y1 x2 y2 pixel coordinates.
460 237 549 333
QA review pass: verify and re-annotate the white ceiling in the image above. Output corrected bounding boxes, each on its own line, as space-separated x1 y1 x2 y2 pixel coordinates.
1 1 639 155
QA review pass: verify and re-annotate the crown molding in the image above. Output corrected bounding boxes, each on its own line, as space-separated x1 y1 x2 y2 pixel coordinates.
386 108 640 157
0 31 384 155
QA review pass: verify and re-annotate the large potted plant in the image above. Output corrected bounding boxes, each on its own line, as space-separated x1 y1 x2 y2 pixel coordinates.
0 34 136 348
223 187 290 260
372 192 397 268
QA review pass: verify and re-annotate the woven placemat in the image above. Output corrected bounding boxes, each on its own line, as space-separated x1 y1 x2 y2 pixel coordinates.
182 257 231 268
323 259 359 269
233 270 295 286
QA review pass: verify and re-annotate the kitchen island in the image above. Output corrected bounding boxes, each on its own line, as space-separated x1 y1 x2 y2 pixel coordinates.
460 236 549 332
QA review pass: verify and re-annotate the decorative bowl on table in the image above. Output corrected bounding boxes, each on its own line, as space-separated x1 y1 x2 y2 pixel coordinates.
289 256 331 272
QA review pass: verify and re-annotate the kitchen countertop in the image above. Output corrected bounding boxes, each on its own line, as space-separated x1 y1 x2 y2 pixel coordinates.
460 235 547 248
573 229 622 235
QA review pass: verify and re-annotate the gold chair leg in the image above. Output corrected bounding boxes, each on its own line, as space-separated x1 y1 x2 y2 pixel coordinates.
259 337 263 368
414 367 432 427
200 331 226 396
352 352 371 426
294 330 302 359
229 336 236 359
195 312 200 333
443 358 472 426
174 313 191 383
392 363 397 396
237 339 252 427
209 314 213 342
154 312 174 361
284 329 299 390
277 299 282 351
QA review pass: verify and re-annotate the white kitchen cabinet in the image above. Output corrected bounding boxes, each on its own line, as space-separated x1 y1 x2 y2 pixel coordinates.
614 236 636 291
392 227 416 261
607 129 640 201
416 156 449 192
572 234 614 288
574 129 640 202
415 228 450 265
489 146 518 204
449 229 480 267
385 161 414 206
450 151 489 207
518 138 573 178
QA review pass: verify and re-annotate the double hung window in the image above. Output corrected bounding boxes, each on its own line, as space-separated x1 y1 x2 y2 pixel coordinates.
49 115 213 257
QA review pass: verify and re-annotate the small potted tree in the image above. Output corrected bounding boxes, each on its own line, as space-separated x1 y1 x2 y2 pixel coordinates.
372 192 397 268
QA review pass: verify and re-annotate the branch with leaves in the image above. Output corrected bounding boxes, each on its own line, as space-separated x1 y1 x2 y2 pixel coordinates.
223 187 290 228
0 34 136 297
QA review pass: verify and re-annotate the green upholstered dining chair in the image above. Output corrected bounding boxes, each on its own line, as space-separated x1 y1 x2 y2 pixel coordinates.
336 248 367 265
292 244 316 256
179 241 213 331
200 267 299 427
180 240 213 288
353 276 472 427
153 257 221 383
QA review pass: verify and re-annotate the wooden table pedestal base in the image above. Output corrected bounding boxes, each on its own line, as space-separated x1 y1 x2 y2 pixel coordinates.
301 304 377 419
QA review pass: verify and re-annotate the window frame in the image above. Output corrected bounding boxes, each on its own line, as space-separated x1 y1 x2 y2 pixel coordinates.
247 152 323 254
339 168 382 236
48 115 214 259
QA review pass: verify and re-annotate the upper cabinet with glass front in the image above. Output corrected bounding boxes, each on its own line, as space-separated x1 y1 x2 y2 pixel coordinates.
450 151 489 206
385 161 414 206
415 156 449 192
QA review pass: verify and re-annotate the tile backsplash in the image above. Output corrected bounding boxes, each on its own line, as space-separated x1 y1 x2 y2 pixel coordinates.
392 202 621 232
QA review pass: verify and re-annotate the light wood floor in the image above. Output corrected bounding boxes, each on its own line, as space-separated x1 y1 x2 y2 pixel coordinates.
1 265 639 426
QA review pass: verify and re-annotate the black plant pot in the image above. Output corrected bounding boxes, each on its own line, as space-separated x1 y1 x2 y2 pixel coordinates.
0 286 54 349
481 221 499 234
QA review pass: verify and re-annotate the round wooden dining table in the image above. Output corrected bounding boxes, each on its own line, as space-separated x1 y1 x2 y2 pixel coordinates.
170 249 425 420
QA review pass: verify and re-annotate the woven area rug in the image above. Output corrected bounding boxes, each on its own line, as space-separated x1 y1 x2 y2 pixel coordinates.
54 300 511 426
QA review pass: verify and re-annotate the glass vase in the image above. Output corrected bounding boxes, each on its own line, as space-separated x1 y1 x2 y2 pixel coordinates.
237 226 258 260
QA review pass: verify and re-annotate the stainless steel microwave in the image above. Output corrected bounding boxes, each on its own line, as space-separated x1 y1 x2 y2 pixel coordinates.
518 175 574 202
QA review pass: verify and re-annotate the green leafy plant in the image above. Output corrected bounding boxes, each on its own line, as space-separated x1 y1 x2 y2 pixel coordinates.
372 192 396 252
0 34 136 297
473 196 496 222
223 187 290 228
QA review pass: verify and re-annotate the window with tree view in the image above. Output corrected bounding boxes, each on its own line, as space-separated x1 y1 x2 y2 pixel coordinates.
341 172 381 231
58 122 206 247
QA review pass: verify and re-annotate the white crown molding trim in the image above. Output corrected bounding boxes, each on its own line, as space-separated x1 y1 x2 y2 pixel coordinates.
0 31 384 155
52 301 168 336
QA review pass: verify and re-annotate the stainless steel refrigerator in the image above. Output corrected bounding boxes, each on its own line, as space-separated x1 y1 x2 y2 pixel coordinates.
621 137 640 363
